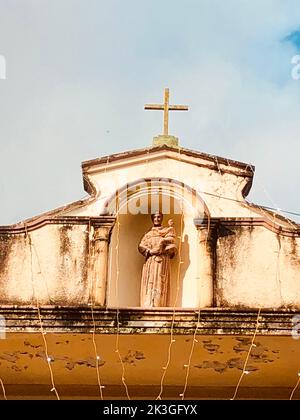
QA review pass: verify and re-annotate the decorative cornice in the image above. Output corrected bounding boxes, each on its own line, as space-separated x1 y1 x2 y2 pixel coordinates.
194 217 300 238
0 216 116 235
0 306 298 335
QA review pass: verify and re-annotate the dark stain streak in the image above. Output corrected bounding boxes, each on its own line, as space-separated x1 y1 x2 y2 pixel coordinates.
203 343 220 354
194 340 277 373
0 352 19 363
195 357 259 373
59 225 73 256
195 360 227 373
122 350 146 366
236 338 251 344
24 340 42 349
0 235 14 288
34 351 106 371
288 236 300 268
65 361 75 370
11 365 22 372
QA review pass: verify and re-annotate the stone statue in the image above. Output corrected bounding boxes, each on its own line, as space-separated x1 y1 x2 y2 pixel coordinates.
138 212 177 307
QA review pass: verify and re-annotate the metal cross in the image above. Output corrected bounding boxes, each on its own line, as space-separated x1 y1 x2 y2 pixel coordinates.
144 88 188 136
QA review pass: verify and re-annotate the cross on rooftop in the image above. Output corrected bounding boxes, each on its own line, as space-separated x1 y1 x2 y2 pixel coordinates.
144 88 188 136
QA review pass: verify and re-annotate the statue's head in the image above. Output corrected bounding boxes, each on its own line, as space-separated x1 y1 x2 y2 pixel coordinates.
151 211 163 227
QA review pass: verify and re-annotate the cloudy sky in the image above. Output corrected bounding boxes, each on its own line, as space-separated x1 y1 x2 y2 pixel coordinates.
1 0 300 224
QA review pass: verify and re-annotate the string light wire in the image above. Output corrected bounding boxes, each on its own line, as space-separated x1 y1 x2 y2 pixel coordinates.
231 308 261 400
87 153 113 398
0 378 7 400
199 191 299 227
102 151 131 400
114 209 131 400
274 213 284 304
90 302 104 399
180 306 201 400
25 224 60 400
246 167 298 230
156 205 184 400
180 213 211 399
156 146 184 400
87 218 104 400
289 373 300 400
36 305 60 400
242 172 300 400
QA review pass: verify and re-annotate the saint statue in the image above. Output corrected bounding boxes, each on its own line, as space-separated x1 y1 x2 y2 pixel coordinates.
138 211 177 307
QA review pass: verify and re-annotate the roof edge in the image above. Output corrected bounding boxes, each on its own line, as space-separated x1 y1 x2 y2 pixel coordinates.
82 144 255 175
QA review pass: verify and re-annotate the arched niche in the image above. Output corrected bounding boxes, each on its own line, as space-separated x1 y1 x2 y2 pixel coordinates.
105 178 211 308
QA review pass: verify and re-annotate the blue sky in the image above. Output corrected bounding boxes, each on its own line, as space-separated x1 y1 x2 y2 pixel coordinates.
1 0 300 224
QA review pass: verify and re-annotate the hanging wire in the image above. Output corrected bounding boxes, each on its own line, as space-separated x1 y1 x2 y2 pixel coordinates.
25 224 60 400
156 146 184 400
0 378 7 400
180 307 201 400
156 208 184 400
199 191 300 225
90 303 104 399
245 173 300 398
87 218 104 400
275 219 284 304
180 213 211 399
87 151 112 399
289 374 300 400
231 308 261 400
247 167 299 230
114 211 131 400
36 305 60 400
103 164 131 399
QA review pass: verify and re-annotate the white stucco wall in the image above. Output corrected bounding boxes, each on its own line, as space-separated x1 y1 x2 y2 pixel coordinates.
217 226 300 308
0 224 90 305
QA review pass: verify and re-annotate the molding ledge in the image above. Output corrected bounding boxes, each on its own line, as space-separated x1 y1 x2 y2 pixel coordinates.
0 306 298 336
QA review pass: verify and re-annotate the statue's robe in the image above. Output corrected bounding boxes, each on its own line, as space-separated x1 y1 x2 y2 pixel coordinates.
138 226 176 307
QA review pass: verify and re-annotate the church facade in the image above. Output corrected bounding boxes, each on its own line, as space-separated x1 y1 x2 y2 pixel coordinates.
1 143 300 310
0 92 300 399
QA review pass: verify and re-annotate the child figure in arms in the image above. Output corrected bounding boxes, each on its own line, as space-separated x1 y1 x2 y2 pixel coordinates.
158 219 177 253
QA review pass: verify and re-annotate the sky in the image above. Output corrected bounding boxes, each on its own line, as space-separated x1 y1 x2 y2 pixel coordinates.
1 0 300 224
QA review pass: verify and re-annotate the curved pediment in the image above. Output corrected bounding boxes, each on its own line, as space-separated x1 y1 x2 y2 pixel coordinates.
102 177 210 219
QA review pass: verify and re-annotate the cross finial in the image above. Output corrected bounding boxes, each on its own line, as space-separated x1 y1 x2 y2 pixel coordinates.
145 88 188 137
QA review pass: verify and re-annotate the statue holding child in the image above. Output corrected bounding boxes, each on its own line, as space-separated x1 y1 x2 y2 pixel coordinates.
138 211 177 307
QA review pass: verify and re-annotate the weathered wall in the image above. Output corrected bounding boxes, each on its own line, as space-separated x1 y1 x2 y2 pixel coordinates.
1 219 300 309
1 147 300 309
0 224 90 305
1 331 299 399
216 226 300 308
